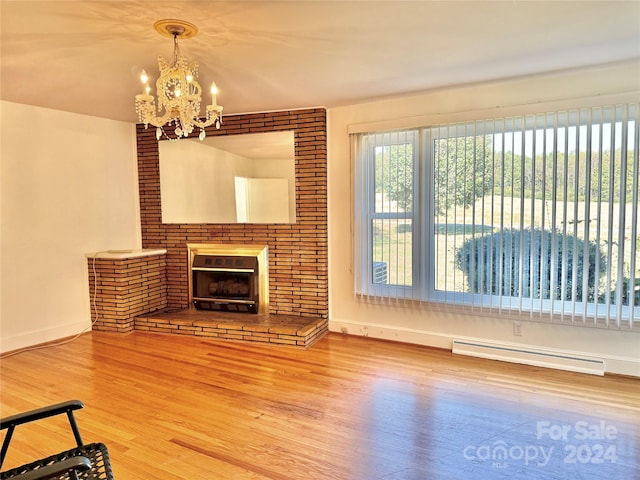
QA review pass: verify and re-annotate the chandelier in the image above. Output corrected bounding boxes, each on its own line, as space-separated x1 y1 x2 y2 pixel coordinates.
135 19 223 141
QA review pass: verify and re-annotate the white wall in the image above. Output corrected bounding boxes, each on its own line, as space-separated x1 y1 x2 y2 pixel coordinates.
327 61 640 376
0 102 141 352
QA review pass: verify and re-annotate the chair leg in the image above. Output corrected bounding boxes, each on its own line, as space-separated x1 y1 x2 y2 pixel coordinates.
66 411 83 448
0 425 15 469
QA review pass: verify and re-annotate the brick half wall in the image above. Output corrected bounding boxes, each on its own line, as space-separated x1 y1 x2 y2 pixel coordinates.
136 108 328 318
88 253 168 332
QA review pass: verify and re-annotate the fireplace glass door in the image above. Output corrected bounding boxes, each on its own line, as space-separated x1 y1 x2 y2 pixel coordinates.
191 255 259 313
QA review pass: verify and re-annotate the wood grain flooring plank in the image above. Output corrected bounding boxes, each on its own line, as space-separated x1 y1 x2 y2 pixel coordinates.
1 331 638 479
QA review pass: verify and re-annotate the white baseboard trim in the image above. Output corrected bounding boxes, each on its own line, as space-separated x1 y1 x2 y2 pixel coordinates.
0 320 89 354
328 320 639 377
330 319 453 349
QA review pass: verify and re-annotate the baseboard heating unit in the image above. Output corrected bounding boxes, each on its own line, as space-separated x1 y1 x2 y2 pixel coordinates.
451 339 605 375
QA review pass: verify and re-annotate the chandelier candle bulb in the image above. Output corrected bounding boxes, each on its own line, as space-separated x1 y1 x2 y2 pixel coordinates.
139 70 151 96
210 82 218 105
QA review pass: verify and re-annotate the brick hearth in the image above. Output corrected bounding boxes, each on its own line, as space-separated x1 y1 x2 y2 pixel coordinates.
135 309 328 348
87 250 328 348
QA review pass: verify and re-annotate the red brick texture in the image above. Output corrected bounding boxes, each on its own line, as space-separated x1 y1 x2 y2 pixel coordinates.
88 254 167 332
136 108 328 319
136 310 328 348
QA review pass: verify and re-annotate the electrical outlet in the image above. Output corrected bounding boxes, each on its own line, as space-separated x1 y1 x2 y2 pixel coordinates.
513 321 522 336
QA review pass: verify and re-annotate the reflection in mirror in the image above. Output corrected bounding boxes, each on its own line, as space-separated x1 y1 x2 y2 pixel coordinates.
159 131 296 224
234 177 290 223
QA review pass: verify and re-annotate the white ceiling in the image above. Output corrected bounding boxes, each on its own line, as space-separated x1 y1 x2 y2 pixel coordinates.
2 1 639 124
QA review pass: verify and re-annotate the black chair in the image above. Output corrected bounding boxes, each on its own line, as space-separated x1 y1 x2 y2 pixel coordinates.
0 400 113 480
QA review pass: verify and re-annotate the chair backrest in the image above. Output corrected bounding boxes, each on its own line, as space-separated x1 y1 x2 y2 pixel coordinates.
0 400 85 470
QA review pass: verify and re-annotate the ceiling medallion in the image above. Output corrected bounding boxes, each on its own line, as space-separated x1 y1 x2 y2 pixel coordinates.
135 19 223 141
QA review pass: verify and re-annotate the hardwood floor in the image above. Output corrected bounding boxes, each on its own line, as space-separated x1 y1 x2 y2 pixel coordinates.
1 331 638 479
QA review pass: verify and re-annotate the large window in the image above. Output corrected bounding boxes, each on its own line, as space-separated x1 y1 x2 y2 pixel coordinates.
353 103 639 330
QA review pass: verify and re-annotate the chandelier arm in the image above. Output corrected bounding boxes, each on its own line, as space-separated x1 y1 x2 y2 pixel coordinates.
192 116 221 129
142 110 175 128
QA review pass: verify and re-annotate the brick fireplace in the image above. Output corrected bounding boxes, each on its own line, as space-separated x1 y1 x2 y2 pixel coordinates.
136 108 328 320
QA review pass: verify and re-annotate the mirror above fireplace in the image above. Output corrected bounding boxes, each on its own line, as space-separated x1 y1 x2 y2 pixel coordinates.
159 130 296 224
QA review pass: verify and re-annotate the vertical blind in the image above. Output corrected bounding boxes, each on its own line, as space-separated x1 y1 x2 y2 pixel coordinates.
353 130 419 301
353 103 639 330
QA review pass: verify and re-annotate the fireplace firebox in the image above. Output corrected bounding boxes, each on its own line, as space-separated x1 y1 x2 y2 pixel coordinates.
192 255 259 313
188 243 269 314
